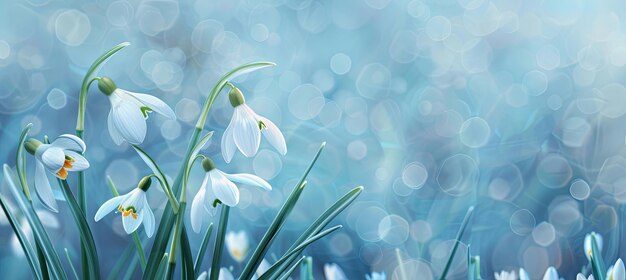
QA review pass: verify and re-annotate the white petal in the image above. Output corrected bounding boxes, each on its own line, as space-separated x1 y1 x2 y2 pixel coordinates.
142 200 155 238
614 259 626 280
123 90 176 120
210 171 239 207
34 161 58 213
122 209 144 234
221 117 237 163
219 268 235 280
111 97 147 145
108 109 125 145
51 134 86 153
258 115 287 155
191 177 208 233
519 268 530 280
324 263 348 280
40 147 65 174
94 195 125 221
197 271 208 280
64 151 89 171
221 171 272 191
232 106 261 157
543 267 558 280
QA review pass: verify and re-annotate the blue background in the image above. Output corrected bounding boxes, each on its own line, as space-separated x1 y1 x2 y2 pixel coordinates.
0 0 624 279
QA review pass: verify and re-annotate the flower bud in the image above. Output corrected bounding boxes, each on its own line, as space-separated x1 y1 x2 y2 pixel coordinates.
202 158 215 172
24 138 42 155
137 176 152 192
98 77 117 96
228 87 245 107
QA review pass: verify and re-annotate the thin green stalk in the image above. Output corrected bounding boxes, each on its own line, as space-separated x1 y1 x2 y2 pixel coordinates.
0 195 42 279
194 223 214 277
591 233 606 280
396 248 407 280
143 62 274 279
156 253 169 279
211 206 230 280
131 145 179 213
37 243 49 280
278 256 305 280
107 176 146 271
65 248 80 280
16 123 33 200
122 252 140 280
166 202 187 280
181 227 194 280
438 206 475 280
76 42 129 279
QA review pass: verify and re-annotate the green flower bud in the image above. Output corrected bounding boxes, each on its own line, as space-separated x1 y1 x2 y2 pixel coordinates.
24 138 42 155
202 158 215 172
98 77 117 96
228 87 245 107
137 176 152 192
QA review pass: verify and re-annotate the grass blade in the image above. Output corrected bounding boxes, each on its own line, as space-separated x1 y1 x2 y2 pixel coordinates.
65 248 80 280
240 143 326 280
57 178 100 279
3 165 68 279
180 227 194 280
194 223 214 277
438 206 475 280
210 206 230 280
155 253 169 279
396 248 407 280
131 145 179 212
258 225 343 280
0 194 42 279
16 123 33 200
591 233 606 280
278 256 306 280
106 244 134 280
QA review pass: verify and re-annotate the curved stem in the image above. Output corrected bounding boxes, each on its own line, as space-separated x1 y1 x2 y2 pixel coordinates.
148 174 179 213
194 61 276 130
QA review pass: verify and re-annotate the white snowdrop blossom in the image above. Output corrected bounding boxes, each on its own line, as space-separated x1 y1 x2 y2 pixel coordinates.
585 232 603 261
324 263 348 280
608 258 626 280
366 271 386 280
24 134 89 212
190 158 271 233
94 176 155 237
98 77 176 145
221 86 286 163
495 270 516 280
519 268 531 280
225 230 250 263
543 266 559 280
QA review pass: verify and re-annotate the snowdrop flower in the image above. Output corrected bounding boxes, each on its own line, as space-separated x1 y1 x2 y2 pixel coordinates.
608 259 626 280
324 263 348 280
197 268 234 280
585 232 603 261
366 271 386 280
98 77 176 145
495 270 516 280
190 158 271 233
225 230 249 263
519 268 530 280
221 86 286 163
543 266 559 280
576 274 595 280
24 135 89 212
94 176 155 237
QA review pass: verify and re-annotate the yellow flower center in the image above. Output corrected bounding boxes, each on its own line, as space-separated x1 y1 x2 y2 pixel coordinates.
118 205 138 219
57 156 75 180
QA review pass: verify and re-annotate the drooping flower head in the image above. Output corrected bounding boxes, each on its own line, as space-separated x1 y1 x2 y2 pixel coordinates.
98 77 176 145
495 270 516 280
584 232 603 261
324 263 348 280
190 158 271 233
221 86 286 163
94 176 156 237
225 230 249 263
24 134 89 212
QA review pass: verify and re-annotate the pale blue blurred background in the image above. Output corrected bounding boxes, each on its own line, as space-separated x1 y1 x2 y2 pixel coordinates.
1 0 626 279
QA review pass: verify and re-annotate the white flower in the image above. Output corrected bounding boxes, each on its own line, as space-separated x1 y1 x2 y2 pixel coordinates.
577 274 595 280
94 177 155 237
366 271 386 280
24 134 89 212
519 268 530 280
608 259 626 280
543 266 559 280
225 230 249 263
190 158 271 233
495 270 516 280
324 263 348 280
198 268 235 280
221 86 286 163
98 77 175 145
585 232 603 261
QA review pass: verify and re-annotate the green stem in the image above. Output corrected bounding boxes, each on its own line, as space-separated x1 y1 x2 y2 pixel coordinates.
210 206 230 280
65 248 80 280
16 123 33 200
107 176 146 271
168 202 187 268
438 206 475 280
